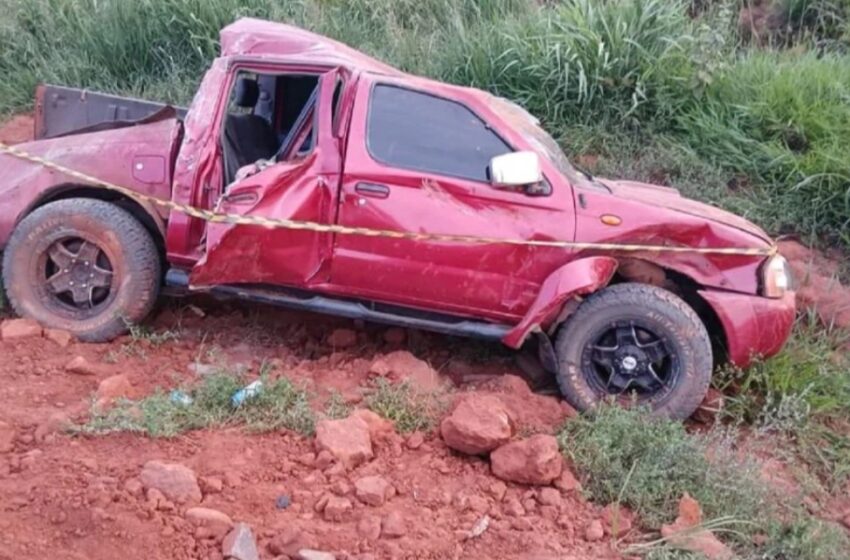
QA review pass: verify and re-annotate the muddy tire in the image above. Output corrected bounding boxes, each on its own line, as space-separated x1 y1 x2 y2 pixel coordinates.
554 283 712 420
2 199 161 342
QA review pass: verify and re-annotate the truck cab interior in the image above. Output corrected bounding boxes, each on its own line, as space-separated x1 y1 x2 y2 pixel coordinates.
222 72 320 184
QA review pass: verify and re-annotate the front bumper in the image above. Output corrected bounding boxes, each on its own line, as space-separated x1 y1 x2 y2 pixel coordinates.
699 290 796 368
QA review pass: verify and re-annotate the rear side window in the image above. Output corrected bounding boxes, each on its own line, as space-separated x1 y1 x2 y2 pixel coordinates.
367 85 512 183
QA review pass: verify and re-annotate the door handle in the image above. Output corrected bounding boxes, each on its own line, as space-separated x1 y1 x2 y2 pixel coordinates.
221 190 259 205
354 182 390 199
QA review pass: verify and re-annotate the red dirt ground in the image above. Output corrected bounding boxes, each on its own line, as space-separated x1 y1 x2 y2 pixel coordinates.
0 114 34 145
0 302 624 560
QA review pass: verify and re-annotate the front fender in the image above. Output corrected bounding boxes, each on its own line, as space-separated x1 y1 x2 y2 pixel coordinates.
502 256 618 348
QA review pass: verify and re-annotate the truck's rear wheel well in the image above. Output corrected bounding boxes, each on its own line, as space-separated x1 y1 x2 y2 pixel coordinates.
26 184 167 263
612 258 729 366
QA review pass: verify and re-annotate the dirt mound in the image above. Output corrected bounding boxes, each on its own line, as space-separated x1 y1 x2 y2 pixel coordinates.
780 240 850 333
0 302 619 560
0 114 34 145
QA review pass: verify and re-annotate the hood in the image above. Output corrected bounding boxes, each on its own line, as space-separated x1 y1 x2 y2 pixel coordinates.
601 179 771 243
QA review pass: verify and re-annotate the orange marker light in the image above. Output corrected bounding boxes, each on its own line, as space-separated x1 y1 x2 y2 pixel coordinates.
601 214 622 226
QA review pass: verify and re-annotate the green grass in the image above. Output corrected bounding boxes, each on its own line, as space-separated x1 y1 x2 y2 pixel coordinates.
560 404 850 559
365 378 446 433
78 371 315 437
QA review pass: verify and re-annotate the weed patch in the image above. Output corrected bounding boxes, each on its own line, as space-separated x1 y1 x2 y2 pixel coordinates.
78 371 315 437
365 378 445 433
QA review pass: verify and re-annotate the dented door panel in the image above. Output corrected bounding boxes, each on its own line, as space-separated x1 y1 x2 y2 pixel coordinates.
188 68 342 288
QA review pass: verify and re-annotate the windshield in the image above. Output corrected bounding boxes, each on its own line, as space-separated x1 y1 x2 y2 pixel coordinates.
486 96 608 192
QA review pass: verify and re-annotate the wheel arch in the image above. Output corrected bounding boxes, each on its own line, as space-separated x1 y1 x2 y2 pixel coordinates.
21 183 167 257
505 256 729 368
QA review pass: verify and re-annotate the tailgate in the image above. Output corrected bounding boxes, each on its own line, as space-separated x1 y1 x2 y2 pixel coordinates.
34 84 188 140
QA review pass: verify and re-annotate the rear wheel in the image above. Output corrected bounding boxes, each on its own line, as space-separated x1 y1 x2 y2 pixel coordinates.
554 283 712 420
2 198 161 342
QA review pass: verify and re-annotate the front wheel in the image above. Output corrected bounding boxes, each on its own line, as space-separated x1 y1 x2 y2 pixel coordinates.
554 283 712 420
2 198 161 342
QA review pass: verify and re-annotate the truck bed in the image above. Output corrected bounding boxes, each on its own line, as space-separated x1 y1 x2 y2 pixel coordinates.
35 84 187 140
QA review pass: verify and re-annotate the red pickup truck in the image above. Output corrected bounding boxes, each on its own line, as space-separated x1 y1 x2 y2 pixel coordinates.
0 19 794 419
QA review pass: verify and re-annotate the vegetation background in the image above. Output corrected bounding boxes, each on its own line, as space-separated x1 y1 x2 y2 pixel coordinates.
1 1 849 558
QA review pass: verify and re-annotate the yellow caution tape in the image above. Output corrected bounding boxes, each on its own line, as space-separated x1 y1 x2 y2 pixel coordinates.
0 142 776 257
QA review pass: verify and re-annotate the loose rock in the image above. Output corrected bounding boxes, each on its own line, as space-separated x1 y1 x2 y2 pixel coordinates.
0 318 43 340
369 350 446 392
537 487 562 507
490 434 563 485
440 395 513 455
381 511 406 538
96 374 133 408
65 356 101 377
323 496 353 521
601 504 633 537
661 494 733 559
185 507 234 539
553 468 581 492
268 527 318 557
298 550 335 560
140 460 202 504
222 522 260 560
44 328 73 347
692 388 725 424
584 519 604 542
354 475 393 507
315 416 373 469
349 409 395 440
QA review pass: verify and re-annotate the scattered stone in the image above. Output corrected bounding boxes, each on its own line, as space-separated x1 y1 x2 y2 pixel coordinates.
44 328 73 347
298 550 335 560
327 328 358 348
512 517 533 531
490 434 563 485
65 356 101 376
315 416 373 469
488 481 507 502
357 515 382 540
0 420 16 453
466 515 491 540
146 487 175 512
553 468 581 492
199 475 224 495
369 350 446 392
468 495 490 514
503 498 525 517
537 488 562 507
222 522 260 560
268 527 318 557
315 450 335 470
140 460 202 504
406 431 424 450
661 494 733 559
323 496 353 521
0 318 43 340
354 475 393 507
185 507 234 539
693 388 725 424
440 395 513 455
349 408 395 440
95 374 133 408
601 504 634 538
584 519 604 542
381 511 406 538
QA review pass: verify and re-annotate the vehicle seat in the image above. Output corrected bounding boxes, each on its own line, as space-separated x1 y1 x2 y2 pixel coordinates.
223 78 279 182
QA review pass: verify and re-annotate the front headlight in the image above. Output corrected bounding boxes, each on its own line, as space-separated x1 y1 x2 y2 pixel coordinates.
762 255 793 298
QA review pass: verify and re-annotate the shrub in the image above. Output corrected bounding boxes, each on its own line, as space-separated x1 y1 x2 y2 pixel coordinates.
365 378 446 433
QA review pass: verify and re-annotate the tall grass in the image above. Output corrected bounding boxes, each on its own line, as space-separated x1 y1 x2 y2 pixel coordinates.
0 0 848 248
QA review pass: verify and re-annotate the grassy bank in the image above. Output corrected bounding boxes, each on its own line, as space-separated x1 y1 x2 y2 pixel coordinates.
1 0 848 246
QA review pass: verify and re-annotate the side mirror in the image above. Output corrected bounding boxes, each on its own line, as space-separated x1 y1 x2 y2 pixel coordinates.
489 151 542 189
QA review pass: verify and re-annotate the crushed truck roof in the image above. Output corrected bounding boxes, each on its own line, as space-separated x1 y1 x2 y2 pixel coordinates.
219 18 403 75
